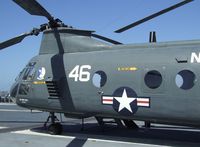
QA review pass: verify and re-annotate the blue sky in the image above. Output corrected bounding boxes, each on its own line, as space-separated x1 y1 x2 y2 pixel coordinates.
0 0 200 91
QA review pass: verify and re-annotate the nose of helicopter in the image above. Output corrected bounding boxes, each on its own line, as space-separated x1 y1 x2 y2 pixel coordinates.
10 82 19 103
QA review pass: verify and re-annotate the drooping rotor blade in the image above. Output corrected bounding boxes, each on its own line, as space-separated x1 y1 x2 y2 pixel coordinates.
13 0 54 22
0 33 30 50
92 34 122 45
0 28 40 50
115 0 193 33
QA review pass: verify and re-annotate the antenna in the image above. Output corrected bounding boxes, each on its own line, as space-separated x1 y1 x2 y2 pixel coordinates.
149 31 156 43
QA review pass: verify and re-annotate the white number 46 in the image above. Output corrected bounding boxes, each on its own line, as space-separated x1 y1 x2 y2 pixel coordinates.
69 65 91 82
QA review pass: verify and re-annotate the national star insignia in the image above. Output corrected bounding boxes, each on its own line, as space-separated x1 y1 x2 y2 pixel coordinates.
114 89 136 113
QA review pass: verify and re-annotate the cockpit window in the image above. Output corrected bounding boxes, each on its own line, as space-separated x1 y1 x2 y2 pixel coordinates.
18 84 30 95
15 68 25 81
23 67 35 81
22 62 36 81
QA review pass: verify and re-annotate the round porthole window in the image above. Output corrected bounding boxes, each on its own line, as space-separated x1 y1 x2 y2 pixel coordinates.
144 70 162 89
92 71 107 88
175 70 195 90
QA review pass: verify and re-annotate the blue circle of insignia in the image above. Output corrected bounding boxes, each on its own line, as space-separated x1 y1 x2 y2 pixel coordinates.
112 87 138 116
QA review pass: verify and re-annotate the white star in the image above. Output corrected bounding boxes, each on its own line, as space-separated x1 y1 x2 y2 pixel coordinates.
114 89 136 113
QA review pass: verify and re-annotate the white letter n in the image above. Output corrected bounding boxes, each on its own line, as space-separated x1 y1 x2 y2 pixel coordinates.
191 52 200 63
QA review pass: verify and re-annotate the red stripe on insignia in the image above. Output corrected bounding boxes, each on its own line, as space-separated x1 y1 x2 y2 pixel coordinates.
137 101 149 104
137 98 150 107
103 99 113 102
102 96 113 104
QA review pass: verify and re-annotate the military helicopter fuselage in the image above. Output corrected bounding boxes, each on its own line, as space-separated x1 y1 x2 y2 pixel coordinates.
10 27 200 127
1 0 197 135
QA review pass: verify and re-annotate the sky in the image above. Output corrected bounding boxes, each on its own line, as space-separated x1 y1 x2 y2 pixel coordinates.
0 0 200 91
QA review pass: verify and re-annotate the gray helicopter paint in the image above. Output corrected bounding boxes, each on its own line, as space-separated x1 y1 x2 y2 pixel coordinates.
64 43 200 122
2 0 198 135
13 30 200 126
39 28 109 55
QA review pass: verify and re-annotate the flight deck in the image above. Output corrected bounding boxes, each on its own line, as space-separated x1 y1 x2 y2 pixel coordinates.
0 103 200 147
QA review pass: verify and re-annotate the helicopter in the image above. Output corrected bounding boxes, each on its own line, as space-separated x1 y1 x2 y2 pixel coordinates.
0 0 199 135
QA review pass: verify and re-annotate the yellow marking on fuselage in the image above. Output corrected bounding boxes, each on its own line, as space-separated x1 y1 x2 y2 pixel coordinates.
33 81 46 85
117 67 138 71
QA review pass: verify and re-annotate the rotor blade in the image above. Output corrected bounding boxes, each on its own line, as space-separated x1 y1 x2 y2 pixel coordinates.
13 0 54 22
115 0 193 33
92 34 122 45
0 33 30 50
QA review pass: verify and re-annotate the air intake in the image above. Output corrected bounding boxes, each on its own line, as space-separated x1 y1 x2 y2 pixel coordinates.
46 81 60 98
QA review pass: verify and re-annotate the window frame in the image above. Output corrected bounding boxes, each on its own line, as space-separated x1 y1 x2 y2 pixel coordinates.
144 70 163 89
92 70 107 88
142 67 166 94
22 62 36 81
175 69 196 90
